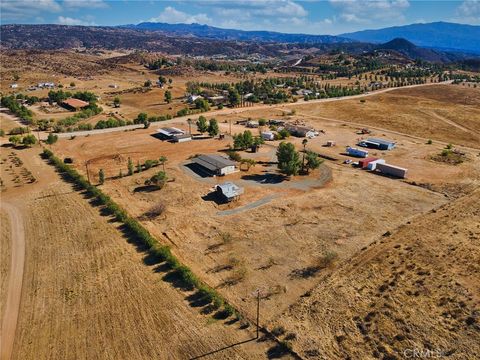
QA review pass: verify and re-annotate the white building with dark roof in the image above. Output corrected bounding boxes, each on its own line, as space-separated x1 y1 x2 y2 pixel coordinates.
193 154 236 176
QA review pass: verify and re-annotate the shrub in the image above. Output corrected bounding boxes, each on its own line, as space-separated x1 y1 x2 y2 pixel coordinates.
271 326 286 336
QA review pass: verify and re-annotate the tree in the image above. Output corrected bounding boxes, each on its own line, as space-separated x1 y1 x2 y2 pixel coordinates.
136 112 148 124
99 169 105 184
137 160 142 173
164 90 172 104
196 115 208 134
46 133 58 145
145 171 168 189
0 129 4 137
158 75 167 84
305 151 322 174
168 78 173 84
276 142 301 176
233 130 254 150
113 97 121 108
159 156 168 171
277 128 290 139
258 118 267 126
208 118 219 137
22 134 37 147
251 136 264 152
228 88 241 106
70 82 76 87
9 135 21 146
144 80 152 87
127 157 134 175
13 74 20 81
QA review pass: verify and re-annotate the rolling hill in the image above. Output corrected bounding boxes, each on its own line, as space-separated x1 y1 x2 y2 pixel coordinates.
341 22 480 54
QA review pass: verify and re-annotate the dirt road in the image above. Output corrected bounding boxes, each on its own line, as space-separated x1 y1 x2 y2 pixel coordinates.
0 202 25 360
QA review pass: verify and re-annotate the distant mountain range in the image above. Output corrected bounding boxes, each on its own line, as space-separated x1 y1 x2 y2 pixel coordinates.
341 22 480 54
0 22 478 63
122 22 352 44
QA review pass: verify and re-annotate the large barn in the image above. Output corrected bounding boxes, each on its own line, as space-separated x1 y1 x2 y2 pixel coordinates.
192 154 236 176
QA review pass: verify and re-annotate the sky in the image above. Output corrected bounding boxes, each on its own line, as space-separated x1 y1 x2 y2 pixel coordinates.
1 0 479 35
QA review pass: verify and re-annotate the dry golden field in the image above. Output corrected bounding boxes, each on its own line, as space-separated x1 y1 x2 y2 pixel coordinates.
1 147 280 360
2 50 480 359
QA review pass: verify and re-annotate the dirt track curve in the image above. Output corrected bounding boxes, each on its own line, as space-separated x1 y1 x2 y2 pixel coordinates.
0 202 25 360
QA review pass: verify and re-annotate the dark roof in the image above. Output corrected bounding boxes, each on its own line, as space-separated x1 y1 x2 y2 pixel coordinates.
193 154 235 171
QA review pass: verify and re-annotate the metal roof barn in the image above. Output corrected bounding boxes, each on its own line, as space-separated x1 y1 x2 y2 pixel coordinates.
193 154 236 176
156 127 185 140
359 138 396 150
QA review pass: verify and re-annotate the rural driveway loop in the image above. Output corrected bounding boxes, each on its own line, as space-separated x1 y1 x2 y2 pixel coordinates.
0 202 25 360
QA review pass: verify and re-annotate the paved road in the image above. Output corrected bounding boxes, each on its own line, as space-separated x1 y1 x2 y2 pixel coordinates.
55 81 453 139
0 202 25 360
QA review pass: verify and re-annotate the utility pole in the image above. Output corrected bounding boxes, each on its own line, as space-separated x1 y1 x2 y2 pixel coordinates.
256 290 260 339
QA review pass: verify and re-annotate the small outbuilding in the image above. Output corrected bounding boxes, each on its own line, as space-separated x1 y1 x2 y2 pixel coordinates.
193 154 236 176
215 182 244 202
62 98 90 111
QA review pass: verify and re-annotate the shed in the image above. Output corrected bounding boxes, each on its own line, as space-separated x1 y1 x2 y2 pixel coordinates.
193 154 236 176
358 157 378 169
215 182 244 202
62 98 89 111
326 140 336 147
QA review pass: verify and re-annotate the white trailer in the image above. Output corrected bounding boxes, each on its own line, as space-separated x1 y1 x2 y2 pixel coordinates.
346 146 369 158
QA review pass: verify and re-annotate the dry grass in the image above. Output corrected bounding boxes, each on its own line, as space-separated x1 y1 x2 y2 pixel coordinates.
270 189 480 359
12 180 274 359
0 211 11 321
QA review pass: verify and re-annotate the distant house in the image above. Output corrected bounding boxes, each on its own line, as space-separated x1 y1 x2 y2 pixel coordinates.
284 123 316 138
296 89 313 96
156 127 185 141
108 84 119 89
192 154 236 176
10 83 18 89
156 80 164 88
187 94 202 103
215 182 244 202
38 82 55 89
206 95 226 105
246 120 259 128
62 98 90 111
